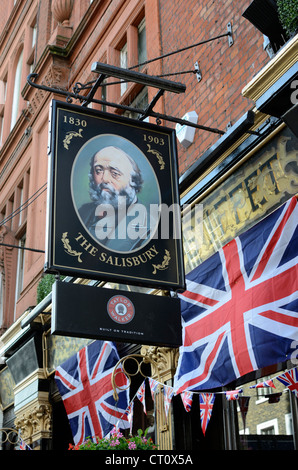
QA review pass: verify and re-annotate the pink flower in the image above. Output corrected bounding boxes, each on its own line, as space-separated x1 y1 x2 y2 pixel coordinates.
128 441 136 450
110 439 120 447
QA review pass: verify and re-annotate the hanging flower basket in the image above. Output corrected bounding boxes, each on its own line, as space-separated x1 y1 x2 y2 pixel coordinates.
68 427 157 451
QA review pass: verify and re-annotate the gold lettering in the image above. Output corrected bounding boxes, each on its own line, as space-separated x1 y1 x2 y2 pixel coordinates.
149 245 158 257
98 245 159 267
99 252 107 262
89 246 98 257
75 232 98 256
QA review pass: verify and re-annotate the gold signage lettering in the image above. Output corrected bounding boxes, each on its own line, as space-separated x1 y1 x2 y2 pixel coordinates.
75 232 98 256
183 128 298 273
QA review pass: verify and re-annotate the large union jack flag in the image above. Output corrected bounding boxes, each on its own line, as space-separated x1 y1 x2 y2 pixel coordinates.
174 196 298 393
55 340 130 445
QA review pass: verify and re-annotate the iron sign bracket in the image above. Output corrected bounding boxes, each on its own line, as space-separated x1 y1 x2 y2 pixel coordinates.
27 71 225 135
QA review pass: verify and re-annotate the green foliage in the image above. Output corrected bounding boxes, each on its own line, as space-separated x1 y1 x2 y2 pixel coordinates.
277 0 298 36
37 274 57 303
68 427 157 451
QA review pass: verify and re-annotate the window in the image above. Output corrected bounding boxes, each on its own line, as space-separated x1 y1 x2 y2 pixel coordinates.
120 42 128 96
0 78 7 105
0 77 7 146
100 77 107 112
138 18 146 67
123 87 148 120
257 418 279 435
256 376 274 401
0 113 4 147
27 19 37 74
11 49 23 130
113 16 147 100
0 271 3 327
15 233 26 302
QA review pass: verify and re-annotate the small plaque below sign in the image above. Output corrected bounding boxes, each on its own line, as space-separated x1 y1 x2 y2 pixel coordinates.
51 281 182 347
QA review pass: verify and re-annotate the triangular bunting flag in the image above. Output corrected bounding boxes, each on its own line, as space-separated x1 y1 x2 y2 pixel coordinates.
137 380 147 414
126 401 134 433
238 396 250 431
249 379 275 389
199 393 215 435
163 385 174 419
181 390 193 412
19 439 32 450
276 367 298 397
225 389 243 400
148 377 159 401
265 392 282 403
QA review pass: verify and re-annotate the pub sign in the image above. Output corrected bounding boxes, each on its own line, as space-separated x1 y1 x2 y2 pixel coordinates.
46 100 185 290
51 281 182 347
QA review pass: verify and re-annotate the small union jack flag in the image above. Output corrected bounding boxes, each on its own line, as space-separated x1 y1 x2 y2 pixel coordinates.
199 393 215 435
163 385 174 418
249 379 276 389
55 340 130 445
19 439 31 450
225 389 243 400
137 380 147 414
125 401 134 433
276 367 298 397
148 377 159 401
180 390 193 412
174 197 298 393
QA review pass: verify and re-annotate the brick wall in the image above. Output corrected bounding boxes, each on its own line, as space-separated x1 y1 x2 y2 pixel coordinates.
158 0 270 176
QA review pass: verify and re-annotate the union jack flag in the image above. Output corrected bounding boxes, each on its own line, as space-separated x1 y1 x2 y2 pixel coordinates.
276 367 298 397
249 379 275 389
55 340 130 445
137 380 146 414
148 377 159 401
199 393 215 435
180 390 193 412
174 197 298 393
163 385 174 418
225 389 243 400
19 439 32 450
125 401 134 433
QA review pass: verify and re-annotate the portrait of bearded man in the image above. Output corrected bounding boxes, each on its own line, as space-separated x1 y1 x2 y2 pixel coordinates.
78 145 156 251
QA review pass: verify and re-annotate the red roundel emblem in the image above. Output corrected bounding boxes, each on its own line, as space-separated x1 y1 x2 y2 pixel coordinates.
107 295 135 324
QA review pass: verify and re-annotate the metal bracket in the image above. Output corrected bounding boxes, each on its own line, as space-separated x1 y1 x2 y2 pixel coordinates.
27 72 225 135
194 61 202 83
227 22 233 47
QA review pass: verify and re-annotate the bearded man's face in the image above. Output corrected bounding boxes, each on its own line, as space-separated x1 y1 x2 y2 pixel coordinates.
90 147 137 208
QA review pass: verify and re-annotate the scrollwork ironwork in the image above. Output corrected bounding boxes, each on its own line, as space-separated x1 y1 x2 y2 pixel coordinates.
0 428 20 446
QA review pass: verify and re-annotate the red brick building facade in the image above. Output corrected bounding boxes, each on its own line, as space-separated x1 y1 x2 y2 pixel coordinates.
0 0 297 451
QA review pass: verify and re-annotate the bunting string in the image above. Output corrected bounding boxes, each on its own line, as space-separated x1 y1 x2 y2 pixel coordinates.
113 366 298 437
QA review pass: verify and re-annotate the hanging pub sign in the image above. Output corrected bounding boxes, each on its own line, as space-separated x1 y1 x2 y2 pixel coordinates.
45 100 185 290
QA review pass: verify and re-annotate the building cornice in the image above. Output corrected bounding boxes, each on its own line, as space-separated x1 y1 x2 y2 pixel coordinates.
242 34 298 102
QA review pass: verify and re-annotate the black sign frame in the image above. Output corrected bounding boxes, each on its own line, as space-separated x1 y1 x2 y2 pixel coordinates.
51 281 182 347
46 100 185 290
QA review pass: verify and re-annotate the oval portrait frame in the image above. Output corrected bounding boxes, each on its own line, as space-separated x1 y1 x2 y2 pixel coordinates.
71 134 161 253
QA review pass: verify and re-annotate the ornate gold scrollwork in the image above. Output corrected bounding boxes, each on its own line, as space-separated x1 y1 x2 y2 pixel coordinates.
111 353 162 401
61 232 83 262
0 428 20 446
